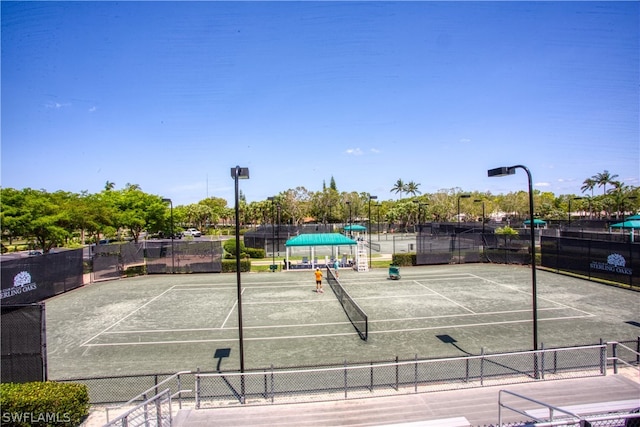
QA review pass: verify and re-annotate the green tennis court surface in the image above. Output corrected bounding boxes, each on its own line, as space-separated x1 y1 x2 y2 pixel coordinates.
45 264 639 379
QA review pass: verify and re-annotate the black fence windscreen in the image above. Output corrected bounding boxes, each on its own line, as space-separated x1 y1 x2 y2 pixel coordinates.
541 236 639 288
145 240 223 274
1 304 47 383
1 249 83 305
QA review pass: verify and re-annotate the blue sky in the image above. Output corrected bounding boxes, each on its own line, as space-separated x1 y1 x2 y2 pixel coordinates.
2 1 638 206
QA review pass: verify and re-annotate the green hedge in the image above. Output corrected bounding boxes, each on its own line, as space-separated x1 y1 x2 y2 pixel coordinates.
392 253 416 266
0 382 89 427
245 247 265 259
221 259 251 273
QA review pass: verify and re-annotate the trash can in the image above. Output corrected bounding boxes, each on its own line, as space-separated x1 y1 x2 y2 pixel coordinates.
388 264 401 280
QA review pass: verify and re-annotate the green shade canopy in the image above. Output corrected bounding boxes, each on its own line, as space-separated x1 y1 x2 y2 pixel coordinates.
285 233 357 247
523 219 546 225
343 224 367 231
625 214 640 221
610 220 640 229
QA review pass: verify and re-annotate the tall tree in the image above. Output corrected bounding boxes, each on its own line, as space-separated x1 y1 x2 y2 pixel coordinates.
391 179 405 198
581 178 596 197
405 181 422 197
594 170 619 195
329 176 338 192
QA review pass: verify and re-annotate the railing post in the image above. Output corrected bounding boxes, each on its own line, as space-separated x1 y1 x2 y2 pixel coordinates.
465 355 469 383
369 361 374 392
344 360 348 399
480 348 485 386
155 396 162 427
540 343 545 380
414 354 418 393
177 373 182 409
600 339 606 376
498 390 503 427
263 369 268 399
395 356 399 391
143 393 148 427
612 342 619 374
195 368 201 409
270 365 274 403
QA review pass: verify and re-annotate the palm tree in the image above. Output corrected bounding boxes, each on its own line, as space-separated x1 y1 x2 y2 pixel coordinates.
391 179 405 199
405 181 422 197
580 178 596 197
594 170 619 195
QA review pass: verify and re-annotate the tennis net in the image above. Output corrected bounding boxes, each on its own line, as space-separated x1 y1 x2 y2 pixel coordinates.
325 266 368 341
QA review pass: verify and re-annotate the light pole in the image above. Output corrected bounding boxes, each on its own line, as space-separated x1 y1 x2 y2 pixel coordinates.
488 165 538 353
230 165 249 401
413 200 428 233
474 199 485 235
376 202 381 242
568 197 583 228
457 194 471 263
161 198 175 273
368 195 377 269
267 197 276 272
346 201 352 238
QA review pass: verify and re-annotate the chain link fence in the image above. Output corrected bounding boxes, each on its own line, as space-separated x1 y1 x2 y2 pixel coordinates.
194 344 612 408
56 340 638 409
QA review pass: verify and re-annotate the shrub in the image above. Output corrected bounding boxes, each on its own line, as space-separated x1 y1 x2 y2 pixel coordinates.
245 248 265 259
0 381 89 427
222 239 249 258
392 253 416 266
221 259 251 273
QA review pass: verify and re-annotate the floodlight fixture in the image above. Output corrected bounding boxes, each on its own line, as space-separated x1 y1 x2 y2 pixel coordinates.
231 167 250 179
487 167 516 177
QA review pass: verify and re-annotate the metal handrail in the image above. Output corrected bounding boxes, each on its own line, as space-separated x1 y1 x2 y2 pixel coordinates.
105 370 192 422
606 341 640 379
498 389 582 426
104 388 171 427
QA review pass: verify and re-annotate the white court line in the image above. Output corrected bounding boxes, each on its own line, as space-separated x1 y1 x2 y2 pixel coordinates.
220 286 246 329
339 273 476 284
414 280 477 314
468 273 596 317
80 285 177 347
354 293 438 300
369 314 594 335
83 312 596 347
102 320 353 334
81 331 360 347
368 306 588 324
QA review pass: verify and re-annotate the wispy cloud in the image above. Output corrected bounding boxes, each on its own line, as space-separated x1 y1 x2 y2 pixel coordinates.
346 148 363 156
535 182 551 187
88 106 97 113
459 138 471 143
44 101 70 109
370 148 381 154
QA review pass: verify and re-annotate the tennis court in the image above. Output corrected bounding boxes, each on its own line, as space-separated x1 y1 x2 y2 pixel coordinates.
45 264 639 380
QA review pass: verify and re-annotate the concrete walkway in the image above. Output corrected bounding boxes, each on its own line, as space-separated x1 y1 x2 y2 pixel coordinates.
173 370 639 427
